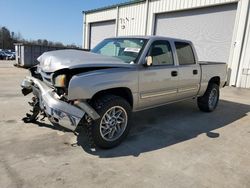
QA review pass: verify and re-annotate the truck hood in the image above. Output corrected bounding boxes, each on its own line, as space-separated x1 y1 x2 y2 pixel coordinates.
37 49 132 72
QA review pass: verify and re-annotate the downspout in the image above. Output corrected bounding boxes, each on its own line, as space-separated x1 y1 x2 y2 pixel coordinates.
235 0 250 86
144 0 150 35
82 11 87 49
115 6 120 37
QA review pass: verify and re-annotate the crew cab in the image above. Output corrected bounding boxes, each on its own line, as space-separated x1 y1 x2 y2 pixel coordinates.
21 36 227 148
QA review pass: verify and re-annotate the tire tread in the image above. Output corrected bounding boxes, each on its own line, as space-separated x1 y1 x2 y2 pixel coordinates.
197 83 219 112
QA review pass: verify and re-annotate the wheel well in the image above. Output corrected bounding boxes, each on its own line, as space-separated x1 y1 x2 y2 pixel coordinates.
91 87 133 107
209 76 220 86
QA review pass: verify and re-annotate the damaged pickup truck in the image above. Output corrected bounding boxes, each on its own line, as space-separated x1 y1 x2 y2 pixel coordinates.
21 36 227 148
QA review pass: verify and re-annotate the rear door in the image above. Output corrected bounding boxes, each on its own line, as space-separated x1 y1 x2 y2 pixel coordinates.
174 42 201 99
138 40 178 109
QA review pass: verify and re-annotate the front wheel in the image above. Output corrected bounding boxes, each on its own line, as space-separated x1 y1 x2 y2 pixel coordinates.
89 95 131 149
197 83 219 112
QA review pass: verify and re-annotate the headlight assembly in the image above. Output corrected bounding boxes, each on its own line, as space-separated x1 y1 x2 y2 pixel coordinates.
54 74 66 87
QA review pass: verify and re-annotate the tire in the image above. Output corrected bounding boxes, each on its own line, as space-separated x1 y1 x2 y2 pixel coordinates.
197 83 219 112
89 95 131 149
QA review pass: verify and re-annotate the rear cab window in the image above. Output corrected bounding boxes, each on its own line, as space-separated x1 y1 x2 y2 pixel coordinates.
175 42 196 65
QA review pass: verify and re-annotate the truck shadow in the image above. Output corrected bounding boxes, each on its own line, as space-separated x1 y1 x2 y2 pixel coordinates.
77 99 250 158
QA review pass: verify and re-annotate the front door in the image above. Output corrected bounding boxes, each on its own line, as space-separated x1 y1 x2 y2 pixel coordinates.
138 40 178 109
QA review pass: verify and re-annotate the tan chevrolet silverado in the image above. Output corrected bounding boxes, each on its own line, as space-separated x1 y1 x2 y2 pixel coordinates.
21 36 227 148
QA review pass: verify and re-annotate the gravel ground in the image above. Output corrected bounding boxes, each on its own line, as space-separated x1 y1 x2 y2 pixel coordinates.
0 60 250 188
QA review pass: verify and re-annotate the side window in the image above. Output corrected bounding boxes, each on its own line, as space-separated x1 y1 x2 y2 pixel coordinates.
175 42 195 65
148 40 174 66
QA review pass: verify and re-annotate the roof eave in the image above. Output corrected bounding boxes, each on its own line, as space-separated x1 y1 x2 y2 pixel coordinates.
82 0 146 14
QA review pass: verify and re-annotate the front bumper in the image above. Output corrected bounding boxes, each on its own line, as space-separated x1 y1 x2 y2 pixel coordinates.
21 76 85 131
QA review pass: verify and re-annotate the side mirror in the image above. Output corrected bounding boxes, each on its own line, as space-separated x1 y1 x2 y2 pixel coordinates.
144 56 153 67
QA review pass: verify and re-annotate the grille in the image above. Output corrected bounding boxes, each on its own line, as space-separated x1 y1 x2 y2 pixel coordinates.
40 71 53 87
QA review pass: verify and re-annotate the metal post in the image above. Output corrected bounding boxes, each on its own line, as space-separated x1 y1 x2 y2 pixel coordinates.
235 0 250 86
145 0 150 36
115 6 120 37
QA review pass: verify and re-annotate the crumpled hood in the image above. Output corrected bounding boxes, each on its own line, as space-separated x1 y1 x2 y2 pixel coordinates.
37 49 131 72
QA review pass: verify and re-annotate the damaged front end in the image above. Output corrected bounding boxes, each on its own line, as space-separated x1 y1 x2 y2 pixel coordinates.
21 69 99 131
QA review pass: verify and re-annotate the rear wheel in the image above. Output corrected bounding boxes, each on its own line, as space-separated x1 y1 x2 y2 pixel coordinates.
89 95 131 149
197 83 219 112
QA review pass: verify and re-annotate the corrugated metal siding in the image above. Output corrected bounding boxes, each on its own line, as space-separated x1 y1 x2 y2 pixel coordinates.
118 2 147 36
229 0 249 87
237 4 250 88
85 8 116 23
84 0 238 45
83 0 250 88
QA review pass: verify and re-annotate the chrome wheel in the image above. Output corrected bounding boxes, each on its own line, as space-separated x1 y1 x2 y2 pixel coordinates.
208 88 218 109
100 106 128 142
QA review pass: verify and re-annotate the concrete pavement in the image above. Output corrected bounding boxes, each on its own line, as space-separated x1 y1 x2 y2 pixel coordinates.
0 60 250 188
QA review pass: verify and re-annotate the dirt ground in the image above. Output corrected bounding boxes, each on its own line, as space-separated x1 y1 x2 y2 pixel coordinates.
0 60 250 188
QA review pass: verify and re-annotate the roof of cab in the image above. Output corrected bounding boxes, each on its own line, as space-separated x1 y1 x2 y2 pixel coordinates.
105 35 192 43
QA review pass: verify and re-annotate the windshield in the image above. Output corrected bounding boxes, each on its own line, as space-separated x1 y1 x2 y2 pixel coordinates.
91 38 147 64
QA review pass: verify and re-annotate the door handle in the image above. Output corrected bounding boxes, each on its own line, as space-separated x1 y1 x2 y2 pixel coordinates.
171 71 178 77
193 69 198 75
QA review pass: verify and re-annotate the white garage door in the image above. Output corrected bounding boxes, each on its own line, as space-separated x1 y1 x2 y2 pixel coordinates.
90 20 116 49
154 4 237 62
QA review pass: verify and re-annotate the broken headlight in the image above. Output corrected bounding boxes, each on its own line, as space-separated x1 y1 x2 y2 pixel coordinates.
54 74 66 87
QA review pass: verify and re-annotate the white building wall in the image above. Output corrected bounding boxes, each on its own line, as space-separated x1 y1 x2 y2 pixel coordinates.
236 3 250 88
85 8 117 23
227 0 250 87
84 8 117 48
83 0 250 88
118 2 147 36
84 0 239 49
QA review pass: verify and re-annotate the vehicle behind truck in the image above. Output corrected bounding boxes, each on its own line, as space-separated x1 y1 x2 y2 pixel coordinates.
21 36 227 148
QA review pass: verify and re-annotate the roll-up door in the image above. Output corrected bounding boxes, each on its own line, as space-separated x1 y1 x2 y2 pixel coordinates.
90 20 116 49
154 4 237 62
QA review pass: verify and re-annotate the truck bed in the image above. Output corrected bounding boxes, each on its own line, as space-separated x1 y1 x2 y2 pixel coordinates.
198 61 227 96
